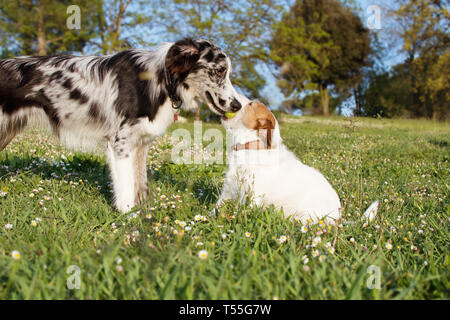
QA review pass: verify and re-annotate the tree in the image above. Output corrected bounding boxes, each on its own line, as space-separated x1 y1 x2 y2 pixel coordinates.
270 0 371 116
393 0 449 119
0 0 96 56
88 0 155 55
154 0 283 98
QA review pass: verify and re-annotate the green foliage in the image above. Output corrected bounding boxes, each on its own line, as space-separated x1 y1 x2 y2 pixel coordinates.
390 0 449 119
0 118 448 299
270 0 371 115
0 0 97 56
89 0 155 54
154 0 283 98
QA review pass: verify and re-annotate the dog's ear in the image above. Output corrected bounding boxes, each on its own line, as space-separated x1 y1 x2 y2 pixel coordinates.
165 38 201 76
255 117 276 149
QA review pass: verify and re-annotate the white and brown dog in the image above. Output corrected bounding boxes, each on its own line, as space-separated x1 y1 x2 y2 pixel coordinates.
218 100 378 224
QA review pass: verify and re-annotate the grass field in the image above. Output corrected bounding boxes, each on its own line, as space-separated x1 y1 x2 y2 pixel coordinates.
0 115 448 299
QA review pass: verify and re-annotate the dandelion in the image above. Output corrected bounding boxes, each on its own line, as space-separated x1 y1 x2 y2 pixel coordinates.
198 250 208 260
4 223 13 230
385 243 393 250
11 250 21 260
245 232 251 238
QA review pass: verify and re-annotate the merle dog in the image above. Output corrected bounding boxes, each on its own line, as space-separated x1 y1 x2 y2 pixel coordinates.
0 38 243 212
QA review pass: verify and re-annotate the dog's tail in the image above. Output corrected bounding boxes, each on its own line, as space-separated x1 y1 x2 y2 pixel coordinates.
0 108 49 151
361 200 379 223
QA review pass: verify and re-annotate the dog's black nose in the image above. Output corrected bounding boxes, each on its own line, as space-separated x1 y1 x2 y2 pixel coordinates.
230 98 242 112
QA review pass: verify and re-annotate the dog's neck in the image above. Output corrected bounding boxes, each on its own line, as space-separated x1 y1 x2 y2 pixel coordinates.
232 139 270 151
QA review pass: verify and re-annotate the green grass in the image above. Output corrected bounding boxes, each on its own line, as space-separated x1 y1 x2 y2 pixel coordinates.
0 116 448 299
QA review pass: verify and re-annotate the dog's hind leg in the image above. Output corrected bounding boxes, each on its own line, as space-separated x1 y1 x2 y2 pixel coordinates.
133 143 149 205
0 112 28 151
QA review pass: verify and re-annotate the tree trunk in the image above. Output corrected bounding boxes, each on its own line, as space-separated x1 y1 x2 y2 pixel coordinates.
319 84 329 116
36 5 46 55
353 88 361 116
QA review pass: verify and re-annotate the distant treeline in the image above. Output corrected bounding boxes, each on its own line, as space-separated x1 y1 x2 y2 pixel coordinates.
0 0 448 119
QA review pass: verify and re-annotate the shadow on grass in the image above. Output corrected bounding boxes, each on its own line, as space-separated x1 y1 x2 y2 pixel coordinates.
428 139 449 148
0 153 224 209
150 162 223 207
0 153 114 205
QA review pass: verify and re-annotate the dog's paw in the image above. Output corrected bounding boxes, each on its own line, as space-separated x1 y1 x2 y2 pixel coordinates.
135 186 149 205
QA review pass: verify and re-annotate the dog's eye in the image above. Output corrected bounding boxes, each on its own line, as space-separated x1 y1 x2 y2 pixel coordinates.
215 67 226 77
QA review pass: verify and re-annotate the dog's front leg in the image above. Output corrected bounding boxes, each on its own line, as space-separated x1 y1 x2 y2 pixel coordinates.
134 144 149 205
107 142 136 213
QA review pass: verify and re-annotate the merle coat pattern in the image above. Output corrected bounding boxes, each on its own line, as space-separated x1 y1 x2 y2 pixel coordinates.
0 38 243 212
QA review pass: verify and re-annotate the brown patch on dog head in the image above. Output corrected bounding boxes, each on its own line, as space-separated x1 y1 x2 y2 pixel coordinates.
243 101 276 148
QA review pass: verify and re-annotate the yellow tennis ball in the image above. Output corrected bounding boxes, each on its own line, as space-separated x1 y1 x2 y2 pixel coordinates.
225 112 237 119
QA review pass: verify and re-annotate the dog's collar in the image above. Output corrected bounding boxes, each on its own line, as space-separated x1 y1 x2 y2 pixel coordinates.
165 68 182 109
232 140 270 151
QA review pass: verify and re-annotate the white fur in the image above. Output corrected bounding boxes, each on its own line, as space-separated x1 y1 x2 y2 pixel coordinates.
219 104 341 224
